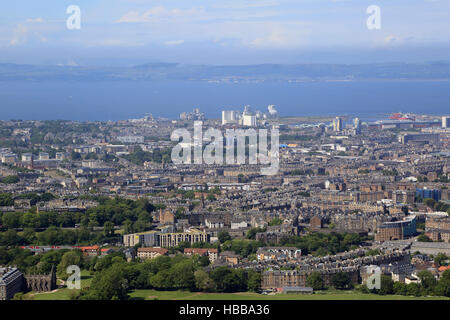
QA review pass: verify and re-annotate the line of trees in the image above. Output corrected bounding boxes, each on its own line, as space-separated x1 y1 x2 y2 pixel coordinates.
277 232 365 256
358 270 450 297
122 146 171 165
0 225 121 247
72 255 261 300
306 271 353 291
0 197 156 229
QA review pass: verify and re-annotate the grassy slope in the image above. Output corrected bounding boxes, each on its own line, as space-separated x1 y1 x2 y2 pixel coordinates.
128 289 450 301
28 272 450 301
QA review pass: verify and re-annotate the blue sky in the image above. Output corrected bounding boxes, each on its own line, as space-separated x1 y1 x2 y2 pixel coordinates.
1 0 450 65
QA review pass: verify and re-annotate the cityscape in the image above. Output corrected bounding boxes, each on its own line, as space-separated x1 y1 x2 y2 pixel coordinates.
1 1 450 316
1 107 449 302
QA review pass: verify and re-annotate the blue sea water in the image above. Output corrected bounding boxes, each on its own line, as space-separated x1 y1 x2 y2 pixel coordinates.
0 80 449 121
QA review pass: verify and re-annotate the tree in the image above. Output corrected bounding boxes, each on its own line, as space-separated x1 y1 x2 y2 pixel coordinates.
331 272 352 290
82 264 129 300
103 221 115 237
379 275 394 295
170 260 196 290
198 255 210 267
417 234 432 242
194 269 215 292
218 231 231 243
247 270 261 292
175 207 187 220
0 247 10 265
434 253 448 266
149 269 173 289
393 282 408 295
1 175 20 184
268 218 283 226
406 283 421 296
21 212 40 228
246 227 264 240
0 193 14 206
434 270 450 297
343 233 361 246
307 272 325 291
417 270 437 292
123 219 134 234
57 250 83 280
2 212 21 229
210 267 244 292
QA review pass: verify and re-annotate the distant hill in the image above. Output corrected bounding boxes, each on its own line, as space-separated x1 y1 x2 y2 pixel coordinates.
1 61 450 82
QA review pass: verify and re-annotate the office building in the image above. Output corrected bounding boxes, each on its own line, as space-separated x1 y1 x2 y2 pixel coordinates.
0 267 23 300
123 231 161 247
333 117 343 132
242 114 257 127
222 110 239 125
442 116 450 129
353 117 361 134
399 133 439 145
416 188 441 202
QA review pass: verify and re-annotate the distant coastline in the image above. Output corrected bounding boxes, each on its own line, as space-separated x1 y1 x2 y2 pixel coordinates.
2 61 450 83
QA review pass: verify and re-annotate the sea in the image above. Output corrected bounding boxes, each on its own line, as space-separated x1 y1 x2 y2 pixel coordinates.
0 80 449 122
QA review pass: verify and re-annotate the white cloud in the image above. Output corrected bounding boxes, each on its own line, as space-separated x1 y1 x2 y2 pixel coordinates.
116 6 204 23
213 0 280 9
249 28 306 48
8 18 48 46
200 21 311 49
164 39 185 46
25 18 44 23
8 24 28 46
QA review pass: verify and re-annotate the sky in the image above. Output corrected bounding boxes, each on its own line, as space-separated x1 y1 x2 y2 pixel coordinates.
1 0 450 66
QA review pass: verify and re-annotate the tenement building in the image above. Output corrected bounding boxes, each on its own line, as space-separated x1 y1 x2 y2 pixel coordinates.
262 267 360 289
137 247 168 260
0 267 23 300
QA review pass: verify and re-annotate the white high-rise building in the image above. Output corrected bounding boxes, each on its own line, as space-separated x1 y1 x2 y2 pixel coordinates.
333 117 343 132
442 116 450 128
243 114 257 127
353 118 361 134
222 110 238 125
242 105 256 127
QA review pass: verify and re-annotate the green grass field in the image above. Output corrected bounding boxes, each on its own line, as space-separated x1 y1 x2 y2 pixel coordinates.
26 272 450 301
128 289 449 301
